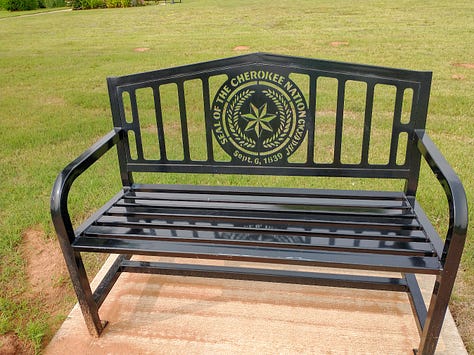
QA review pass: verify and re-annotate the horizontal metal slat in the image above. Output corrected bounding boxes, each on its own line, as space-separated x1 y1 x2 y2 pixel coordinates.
131 184 406 201
94 215 428 241
126 162 412 179
72 238 442 274
115 199 416 221
119 260 409 292
107 205 421 231
125 191 412 212
131 184 408 201
83 224 434 256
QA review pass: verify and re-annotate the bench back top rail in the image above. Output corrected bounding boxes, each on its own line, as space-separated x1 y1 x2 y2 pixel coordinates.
107 53 432 186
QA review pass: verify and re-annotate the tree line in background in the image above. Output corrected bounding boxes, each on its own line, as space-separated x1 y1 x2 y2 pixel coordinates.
0 0 65 10
0 0 144 10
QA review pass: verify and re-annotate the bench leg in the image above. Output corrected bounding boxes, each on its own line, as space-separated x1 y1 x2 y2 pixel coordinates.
65 250 106 337
416 273 455 355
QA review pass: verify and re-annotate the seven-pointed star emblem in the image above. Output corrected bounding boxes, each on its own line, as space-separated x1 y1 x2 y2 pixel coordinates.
241 102 277 137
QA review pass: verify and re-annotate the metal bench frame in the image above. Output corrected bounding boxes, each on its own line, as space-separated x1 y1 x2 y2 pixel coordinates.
51 53 468 354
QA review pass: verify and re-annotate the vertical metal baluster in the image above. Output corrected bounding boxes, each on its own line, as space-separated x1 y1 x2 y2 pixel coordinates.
202 76 214 162
333 78 346 165
153 85 167 161
388 86 405 166
361 82 375 166
129 89 144 160
306 75 317 164
177 81 191 162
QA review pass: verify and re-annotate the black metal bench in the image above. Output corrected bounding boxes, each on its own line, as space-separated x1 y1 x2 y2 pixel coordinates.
51 53 468 354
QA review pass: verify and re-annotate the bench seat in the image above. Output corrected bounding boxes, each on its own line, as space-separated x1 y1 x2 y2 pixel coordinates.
73 184 442 275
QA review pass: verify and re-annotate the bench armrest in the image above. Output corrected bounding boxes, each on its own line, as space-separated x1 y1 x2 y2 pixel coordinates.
51 129 123 245
414 129 468 264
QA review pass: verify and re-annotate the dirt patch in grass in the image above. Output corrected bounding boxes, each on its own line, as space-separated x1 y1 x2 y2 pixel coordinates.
21 228 69 301
330 41 349 47
451 74 466 80
44 96 66 106
0 333 32 355
134 47 150 52
20 228 74 347
233 45 250 51
452 63 474 69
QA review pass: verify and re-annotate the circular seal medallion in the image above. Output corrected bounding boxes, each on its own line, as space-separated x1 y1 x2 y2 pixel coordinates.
211 70 309 165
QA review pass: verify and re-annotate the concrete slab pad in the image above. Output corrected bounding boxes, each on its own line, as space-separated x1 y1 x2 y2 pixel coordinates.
45 255 467 355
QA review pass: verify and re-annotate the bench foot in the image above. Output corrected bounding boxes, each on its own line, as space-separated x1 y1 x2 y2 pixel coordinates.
415 279 446 355
66 251 106 337
84 318 108 338
416 272 458 355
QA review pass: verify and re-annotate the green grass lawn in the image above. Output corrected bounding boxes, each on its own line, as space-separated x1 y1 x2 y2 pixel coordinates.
1 0 473 353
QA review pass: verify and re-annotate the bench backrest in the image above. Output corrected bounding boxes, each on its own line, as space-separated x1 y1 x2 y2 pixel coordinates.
107 53 432 194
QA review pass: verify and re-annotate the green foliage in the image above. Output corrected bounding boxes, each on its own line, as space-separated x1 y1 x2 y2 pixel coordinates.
104 0 130 7
2 0 38 11
71 0 104 9
0 298 13 334
25 320 48 354
71 0 141 10
41 0 65 8
0 0 64 10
